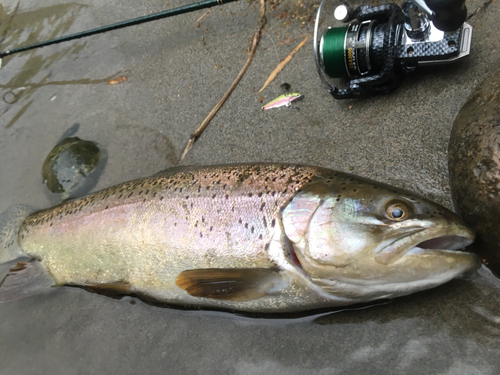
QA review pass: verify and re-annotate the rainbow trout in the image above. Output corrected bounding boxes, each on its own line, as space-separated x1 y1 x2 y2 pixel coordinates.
0 164 479 312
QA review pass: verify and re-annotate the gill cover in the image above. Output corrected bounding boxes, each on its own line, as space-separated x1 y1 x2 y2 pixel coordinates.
282 183 353 270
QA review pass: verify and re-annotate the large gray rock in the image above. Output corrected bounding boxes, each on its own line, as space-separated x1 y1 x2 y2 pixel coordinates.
448 64 500 275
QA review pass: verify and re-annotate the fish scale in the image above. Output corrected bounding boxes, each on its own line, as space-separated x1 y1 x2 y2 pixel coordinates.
2 163 479 312
17 164 322 291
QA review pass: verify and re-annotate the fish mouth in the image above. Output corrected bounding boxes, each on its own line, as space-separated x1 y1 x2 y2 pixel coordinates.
375 227 476 265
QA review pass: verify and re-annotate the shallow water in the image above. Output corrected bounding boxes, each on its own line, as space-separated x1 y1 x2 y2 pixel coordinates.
1 0 500 374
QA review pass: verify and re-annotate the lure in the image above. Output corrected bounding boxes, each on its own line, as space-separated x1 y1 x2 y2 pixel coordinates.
261 93 304 110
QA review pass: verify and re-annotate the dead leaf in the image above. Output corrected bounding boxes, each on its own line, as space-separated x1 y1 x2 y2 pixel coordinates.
107 76 127 85
258 35 310 93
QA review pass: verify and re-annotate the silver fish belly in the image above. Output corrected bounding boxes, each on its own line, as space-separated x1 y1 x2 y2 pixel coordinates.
14 164 479 312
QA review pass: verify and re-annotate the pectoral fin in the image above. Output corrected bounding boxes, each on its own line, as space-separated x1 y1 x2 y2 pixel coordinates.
175 268 288 302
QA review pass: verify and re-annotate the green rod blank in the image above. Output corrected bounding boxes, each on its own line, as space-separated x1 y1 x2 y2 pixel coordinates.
0 0 238 59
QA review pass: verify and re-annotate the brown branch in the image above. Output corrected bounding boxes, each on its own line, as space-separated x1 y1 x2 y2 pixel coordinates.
177 0 267 164
258 35 310 93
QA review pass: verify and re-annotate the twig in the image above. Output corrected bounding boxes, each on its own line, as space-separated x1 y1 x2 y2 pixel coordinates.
196 9 212 23
258 35 310 93
177 0 267 164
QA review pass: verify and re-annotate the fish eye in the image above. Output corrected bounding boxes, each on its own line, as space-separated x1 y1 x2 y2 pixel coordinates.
385 202 410 221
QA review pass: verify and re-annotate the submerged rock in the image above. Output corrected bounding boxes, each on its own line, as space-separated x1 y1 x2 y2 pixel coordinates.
448 65 500 275
42 136 103 200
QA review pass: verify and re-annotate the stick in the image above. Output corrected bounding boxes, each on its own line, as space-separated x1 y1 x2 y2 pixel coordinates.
177 0 267 164
258 35 309 93
196 9 212 23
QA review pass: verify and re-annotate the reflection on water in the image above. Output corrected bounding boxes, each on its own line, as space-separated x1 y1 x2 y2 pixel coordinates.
0 3 123 128
1 264 499 374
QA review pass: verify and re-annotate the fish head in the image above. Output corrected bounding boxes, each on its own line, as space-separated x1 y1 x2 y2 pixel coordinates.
282 174 479 301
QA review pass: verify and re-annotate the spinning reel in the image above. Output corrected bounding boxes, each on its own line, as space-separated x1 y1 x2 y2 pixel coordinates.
313 0 473 99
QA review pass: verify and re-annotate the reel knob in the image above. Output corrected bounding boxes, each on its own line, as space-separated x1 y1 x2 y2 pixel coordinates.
426 0 467 31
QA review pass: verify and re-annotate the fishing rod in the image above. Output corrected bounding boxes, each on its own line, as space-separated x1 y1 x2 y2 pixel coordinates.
0 0 238 61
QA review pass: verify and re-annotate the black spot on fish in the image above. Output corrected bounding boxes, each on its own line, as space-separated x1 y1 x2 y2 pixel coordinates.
373 186 378 189
200 232 203 238
263 217 267 227
174 222 177 227
245 223 248 229
248 193 253 197
265 243 270 251
223 184 227 190
251 226 254 233
118 194 123 199
160 196 164 201
260 203 265 211
239 218 242 224
259 234 263 240
206 186 210 190
271 219 276 228
195 221 198 228
353 189 357 192
212 194 216 199
50 223 53 227
210 226 213 231
128 192 133 198
105 205 109 210
225 195 229 200
145 189 149 195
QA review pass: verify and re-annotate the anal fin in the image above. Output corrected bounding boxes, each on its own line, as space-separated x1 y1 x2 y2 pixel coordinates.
175 268 288 302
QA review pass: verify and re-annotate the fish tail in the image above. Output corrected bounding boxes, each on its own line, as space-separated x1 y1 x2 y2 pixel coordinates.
0 205 32 263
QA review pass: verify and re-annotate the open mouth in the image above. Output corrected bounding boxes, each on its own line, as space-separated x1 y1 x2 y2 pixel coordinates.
375 229 475 265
